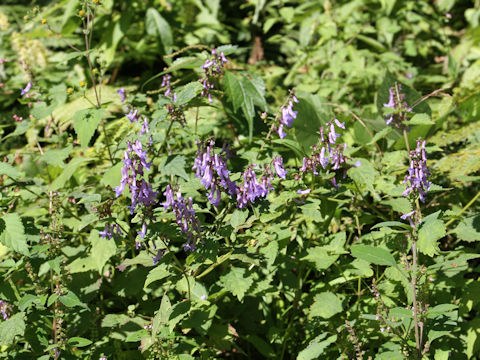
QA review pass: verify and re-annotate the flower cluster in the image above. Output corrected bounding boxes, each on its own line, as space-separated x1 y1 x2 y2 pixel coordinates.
99 223 124 240
161 74 186 126
200 48 228 103
117 88 126 103
236 165 274 208
401 139 430 227
193 140 237 207
162 185 202 251
0 300 10 320
162 74 172 98
383 83 411 128
299 119 354 187
275 91 299 139
402 139 430 202
115 140 158 214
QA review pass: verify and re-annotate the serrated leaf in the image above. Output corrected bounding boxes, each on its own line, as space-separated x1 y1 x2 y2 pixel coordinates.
0 213 29 256
453 215 480 242
223 71 255 141
302 247 338 270
309 292 342 319
0 162 21 179
42 145 72 168
0 312 25 345
230 209 249 229
297 334 337 360
72 108 104 149
175 82 202 106
351 244 396 266
168 301 190 332
418 219 445 256
145 8 172 54
59 291 88 309
220 267 253 301
162 155 189 180
144 264 171 288
68 337 92 347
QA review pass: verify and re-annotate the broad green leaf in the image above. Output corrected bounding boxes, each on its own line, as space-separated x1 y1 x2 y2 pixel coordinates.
144 264 171 288
230 209 249 229
418 219 445 257
309 292 342 319
0 312 25 345
293 96 324 154
101 161 123 188
125 329 150 342
153 293 172 337
407 113 434 125
297 334 337 360
0 162 21 179
245 334 275 358
90 231 117 273
223 71 255 141
372 221 411 230
50 157 89 191
351 244 396 266
347 158 376 193
452 215 480 242
175 82 202 106
42 145 72 168
68 337 92 347
69 256 97 273
145 8 173 54
59 291 88 309
162 155 189 180
72 108 104 149
0 213 29 256
220 267 253 301
168 301 190 332
302 247 338 270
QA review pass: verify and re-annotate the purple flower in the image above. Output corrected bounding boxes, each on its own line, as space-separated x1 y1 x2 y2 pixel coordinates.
273 156 287 179
402 139 430 203
0 300 9 320
297 188 311 195
235 165 274 208
141 117 149 135
162 74 172 98
193 140 237 206
99 223 123 240
126 108 140 123
117 88 126 103
401 210 416 228
200 48 228 103
137 222 147 239
383 84 411 128
275 91 299 138
162 186 202 251
21 82 32 96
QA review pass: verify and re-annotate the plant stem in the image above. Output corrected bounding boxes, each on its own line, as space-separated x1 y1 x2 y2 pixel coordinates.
445 189 480 228
411 237 421 356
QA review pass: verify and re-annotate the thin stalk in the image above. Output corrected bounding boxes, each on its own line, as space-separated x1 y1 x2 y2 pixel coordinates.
403 128 410 153
445 190 480 228
411 237 421 356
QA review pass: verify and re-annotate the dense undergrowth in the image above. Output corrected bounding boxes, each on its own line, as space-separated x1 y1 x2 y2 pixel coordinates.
0 0 480 359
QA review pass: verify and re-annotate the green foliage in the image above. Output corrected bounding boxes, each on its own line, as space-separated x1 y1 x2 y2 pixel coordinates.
0 0 479 359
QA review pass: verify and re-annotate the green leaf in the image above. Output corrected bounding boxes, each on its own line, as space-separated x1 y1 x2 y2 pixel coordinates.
223 71 255 141
162 155 189 180
125 329 150 342
297 334 337 360
230 209 249 229
0 162 21 179
59 291 88 309
101 161 123 188
292 96 324 154
50 157 89 191
68 337 92 347
245 334 275 358
145 8 173 54
418 219 445 256
309 292 342 319
42 145 72 168
302 247 338 270
351 244 396 266
144 264 171 288
72 108 104 149
168 301 191 332
452 215 480 242
347 158 376 193
0 312 25 345
371 221 411 230
220 267 253 301
407 113 434 125
90 231 117 273
0 213 29 256
175 82 202 106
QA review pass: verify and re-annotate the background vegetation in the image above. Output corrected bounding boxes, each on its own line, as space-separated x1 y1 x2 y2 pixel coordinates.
0 0 480 359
